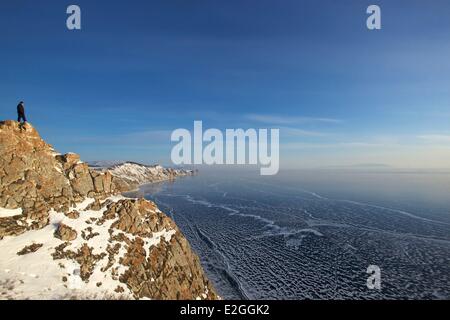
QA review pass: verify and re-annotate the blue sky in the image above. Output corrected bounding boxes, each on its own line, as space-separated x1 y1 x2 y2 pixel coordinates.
1 0 450 168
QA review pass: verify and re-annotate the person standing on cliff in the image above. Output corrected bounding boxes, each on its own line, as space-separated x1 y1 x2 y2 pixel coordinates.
17 101 27 126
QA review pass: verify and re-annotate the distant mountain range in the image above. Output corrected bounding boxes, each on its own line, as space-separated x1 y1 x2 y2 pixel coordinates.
318 163 392 169
89 161 196 191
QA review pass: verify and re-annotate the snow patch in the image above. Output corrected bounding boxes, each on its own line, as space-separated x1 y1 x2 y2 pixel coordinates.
0 207 23 218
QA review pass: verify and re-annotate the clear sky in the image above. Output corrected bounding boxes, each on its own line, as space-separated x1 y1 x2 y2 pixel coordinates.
1 0 450 169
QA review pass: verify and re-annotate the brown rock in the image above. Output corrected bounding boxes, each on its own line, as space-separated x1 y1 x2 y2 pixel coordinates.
55 153 80 171
106 198 174 237
65 210 80 219
0 217 28 239
118 230 218 300
17 243 43 255
54 223 77 241
115 286 125 293
86 199 102 211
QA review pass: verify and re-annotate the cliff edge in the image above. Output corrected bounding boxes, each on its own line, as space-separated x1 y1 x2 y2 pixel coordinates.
0 120 218 300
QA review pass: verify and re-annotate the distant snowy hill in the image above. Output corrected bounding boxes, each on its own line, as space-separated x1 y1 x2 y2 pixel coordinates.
87 160 124 169
89 161 196 190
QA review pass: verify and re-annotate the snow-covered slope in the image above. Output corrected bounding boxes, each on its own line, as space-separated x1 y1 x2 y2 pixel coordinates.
1 196 134 299
0 196 215 300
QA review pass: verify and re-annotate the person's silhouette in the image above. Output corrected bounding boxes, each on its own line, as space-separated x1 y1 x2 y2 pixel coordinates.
17 101 27 130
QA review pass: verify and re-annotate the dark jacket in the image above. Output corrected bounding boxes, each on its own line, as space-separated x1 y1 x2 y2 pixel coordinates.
17 103 25 115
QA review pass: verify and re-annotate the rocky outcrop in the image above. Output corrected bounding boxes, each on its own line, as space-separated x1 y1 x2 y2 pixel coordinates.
101 199 215 299
0 120 127 239
17 243 43 256
65 210 80 219
0 121 218 300
54 223 78 241
0 121 127 215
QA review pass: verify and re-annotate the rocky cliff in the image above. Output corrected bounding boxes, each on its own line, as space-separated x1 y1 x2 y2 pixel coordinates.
0 121 217 300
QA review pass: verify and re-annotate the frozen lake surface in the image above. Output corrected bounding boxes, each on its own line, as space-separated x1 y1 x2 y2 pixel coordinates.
129 169 450 299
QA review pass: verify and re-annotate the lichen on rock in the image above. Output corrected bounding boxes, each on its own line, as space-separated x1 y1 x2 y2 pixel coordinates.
54 223 78 241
